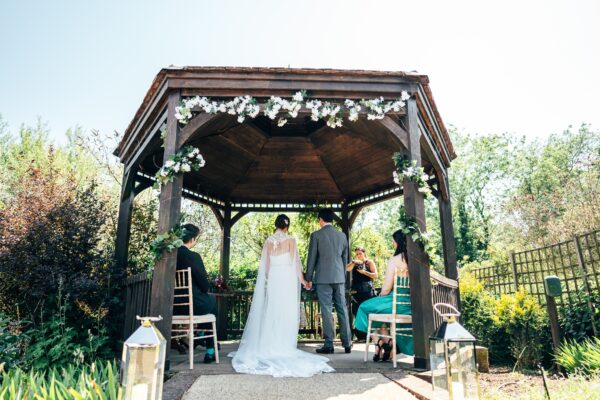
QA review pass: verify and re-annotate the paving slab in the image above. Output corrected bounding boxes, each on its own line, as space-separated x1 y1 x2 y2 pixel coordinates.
181 373 416 400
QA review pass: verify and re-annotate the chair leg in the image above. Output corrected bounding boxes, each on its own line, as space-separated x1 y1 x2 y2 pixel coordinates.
189 324 194 370
364 318 372 362
213 321 219 364
392 323 397 369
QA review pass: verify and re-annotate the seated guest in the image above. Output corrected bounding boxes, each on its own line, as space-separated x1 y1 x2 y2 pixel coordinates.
347 247 378 341
174 223 217 364
353 229 413 361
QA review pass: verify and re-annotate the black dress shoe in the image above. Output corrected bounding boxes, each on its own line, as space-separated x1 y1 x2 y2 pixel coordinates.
344 345 353 354
203 353 216 364
316 346 334 354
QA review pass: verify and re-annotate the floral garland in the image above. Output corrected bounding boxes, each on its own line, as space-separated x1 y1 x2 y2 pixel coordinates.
398 206 435 263
175 90 411 129
149 223 187 263
392 153 431 197
154 145 206 189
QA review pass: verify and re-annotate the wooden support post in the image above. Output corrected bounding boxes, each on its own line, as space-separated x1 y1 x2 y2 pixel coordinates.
545 294 562 355
341 204 353 328
115 166 136 339
510 251 519 291
438 187 458 280
404 97 434 370
573 235 598 336
217 203 232 340
149 91 183 368
115 167 137 280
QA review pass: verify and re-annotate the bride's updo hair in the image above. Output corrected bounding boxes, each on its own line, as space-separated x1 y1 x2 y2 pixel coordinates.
274 214 290 230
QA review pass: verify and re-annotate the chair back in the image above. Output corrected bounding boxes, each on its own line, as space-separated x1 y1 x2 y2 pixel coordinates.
392 265 410 320
174 268 194 319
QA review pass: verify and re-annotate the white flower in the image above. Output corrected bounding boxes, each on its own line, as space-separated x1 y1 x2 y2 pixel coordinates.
192 148 200 155
218 103 227 113
292 91 304 102
237 115 246 123
401 91 410 101
420 173 429 182
173 163 180 173
197 156 206 167
277 118 287 127
393 170 401 185
165 160 175 168
182 164 191 172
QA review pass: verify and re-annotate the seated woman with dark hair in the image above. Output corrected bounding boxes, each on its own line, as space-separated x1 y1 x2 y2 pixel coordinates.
174 223 218 363
353 229 413 362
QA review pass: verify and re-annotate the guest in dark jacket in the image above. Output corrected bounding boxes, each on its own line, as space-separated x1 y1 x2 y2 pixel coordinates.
174 223 217 363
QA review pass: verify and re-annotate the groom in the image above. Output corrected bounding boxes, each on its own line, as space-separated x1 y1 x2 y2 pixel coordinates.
306 209 353 354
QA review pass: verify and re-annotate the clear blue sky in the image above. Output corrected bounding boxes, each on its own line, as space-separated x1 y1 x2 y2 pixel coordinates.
1 0 599 144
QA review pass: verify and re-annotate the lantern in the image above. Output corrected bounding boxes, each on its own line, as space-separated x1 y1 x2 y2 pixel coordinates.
429 304 479 400
121 316 166 400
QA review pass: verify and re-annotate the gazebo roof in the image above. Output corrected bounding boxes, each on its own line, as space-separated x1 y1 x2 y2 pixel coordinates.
115 67 455 209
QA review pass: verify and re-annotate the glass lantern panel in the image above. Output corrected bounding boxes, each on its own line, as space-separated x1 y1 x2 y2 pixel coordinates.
121 345 164 400
448 341 478 400
430 338 450 396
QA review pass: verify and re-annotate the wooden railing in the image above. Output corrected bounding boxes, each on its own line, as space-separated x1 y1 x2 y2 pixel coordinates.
123 269 459 339
123 272 152 338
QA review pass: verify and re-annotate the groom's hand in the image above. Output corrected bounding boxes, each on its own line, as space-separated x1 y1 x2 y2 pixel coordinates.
306 281 313 290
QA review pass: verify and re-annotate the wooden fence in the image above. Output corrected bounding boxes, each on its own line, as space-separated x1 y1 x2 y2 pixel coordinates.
471 230 600 321
124 269 459 339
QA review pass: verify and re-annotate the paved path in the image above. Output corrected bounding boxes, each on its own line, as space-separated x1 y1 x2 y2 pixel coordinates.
181 373 416 400
166 342 419 400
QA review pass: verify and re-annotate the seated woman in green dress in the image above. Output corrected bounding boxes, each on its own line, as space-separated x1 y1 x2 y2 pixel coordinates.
354 229 413 361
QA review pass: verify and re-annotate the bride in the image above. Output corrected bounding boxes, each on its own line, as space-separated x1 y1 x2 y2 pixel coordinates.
229 214 334 377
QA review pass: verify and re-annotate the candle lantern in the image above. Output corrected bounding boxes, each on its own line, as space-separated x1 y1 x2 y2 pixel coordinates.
429 304 480 400
120 316 166 400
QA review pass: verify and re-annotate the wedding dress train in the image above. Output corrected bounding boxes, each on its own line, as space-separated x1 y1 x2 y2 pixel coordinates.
228 231 334 377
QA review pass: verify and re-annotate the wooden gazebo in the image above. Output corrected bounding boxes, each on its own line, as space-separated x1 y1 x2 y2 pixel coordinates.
114 66 458 369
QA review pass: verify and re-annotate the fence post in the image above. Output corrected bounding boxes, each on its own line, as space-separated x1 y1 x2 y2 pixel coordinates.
573 235 598 336
510 251 519 291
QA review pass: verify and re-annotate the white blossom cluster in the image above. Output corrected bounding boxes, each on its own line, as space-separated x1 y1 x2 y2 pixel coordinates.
305 100 343 128
393 157 432 196
174 90 411 129
361 91 410 120
264 91 306 127
154 146 206 188
175 95 260 124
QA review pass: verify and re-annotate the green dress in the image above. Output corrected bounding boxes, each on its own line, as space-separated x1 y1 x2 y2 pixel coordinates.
354 283 414 356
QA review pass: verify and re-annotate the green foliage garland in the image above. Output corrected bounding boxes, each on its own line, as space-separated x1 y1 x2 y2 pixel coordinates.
149 223 187 263
397 205 435 262
392 153 431 197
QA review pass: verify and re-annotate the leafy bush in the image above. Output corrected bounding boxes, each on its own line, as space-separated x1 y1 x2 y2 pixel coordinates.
0 361 119 399
559 289 600 342
0 314 26 372
493 290 547 369
459 271 511 363
459 270 549 367
23 300 111 371
556 337 600 376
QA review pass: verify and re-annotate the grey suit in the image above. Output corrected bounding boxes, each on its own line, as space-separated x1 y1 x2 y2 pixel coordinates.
306 224 352 348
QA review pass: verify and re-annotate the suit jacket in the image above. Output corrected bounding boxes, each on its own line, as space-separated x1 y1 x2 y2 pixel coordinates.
174 246 216 315
306 224 349 284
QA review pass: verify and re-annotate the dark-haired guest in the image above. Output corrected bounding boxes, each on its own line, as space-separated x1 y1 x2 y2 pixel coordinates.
174 223 218 363
347 247 378 318
354 229 413 361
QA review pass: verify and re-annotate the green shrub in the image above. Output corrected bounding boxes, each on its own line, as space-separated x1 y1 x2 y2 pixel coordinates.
556 337 600 376
493 290 547 369
0 314 26 372
459 272 506 361
559 289 600 342
0 361 119 399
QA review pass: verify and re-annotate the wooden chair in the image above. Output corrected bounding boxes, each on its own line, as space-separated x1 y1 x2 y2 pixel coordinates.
315 311 338 338
363 268 411 368
171 268 219 369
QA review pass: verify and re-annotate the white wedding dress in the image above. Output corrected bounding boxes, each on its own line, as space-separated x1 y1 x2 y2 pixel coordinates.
228 230 334 377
